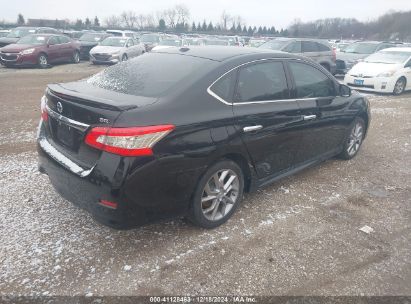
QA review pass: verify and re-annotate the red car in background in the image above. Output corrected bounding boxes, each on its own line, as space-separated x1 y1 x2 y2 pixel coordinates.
0 34 80 68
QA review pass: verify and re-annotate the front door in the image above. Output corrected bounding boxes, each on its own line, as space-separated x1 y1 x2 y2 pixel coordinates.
287 60 347 164
232 60 303 180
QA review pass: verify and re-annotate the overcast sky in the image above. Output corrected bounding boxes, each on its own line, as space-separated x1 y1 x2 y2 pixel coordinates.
3 0 411 28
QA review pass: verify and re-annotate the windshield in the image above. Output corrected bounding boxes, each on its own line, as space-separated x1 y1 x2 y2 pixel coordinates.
100 37 126 47
16 35 47 45
365 51 411 64
159 39 182 46
79 33 105 42
7 28 35 38
258 40 289 50
343 43 378 54
87 53 209 97
140 34 160 43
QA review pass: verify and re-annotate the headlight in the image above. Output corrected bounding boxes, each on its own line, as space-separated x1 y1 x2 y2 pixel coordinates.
111 52 120 57
377 71 396 77
20 48 35 55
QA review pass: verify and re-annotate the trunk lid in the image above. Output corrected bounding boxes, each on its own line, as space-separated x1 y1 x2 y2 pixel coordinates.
43 81 158 168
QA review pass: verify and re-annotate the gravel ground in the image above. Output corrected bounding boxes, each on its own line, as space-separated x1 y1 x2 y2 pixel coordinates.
0 63 410 296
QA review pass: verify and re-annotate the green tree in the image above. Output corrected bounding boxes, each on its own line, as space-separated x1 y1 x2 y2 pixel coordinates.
236 24 242 33
94 16 100 27
197 22 201 31
17 14 25 25
75 19 84 29
85 17 91 29
242 25 247 33
207 22 214 31
202 20 207 31
230 22 236 33
248 26 253 35
159 19 166 31
257 26 263 34
192 22 196 31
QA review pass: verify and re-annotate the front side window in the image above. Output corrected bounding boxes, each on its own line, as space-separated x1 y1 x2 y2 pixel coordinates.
235 61 289 102
289 61 335 98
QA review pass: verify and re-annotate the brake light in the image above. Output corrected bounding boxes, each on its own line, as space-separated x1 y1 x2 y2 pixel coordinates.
84 125 175 156
40 96 48 121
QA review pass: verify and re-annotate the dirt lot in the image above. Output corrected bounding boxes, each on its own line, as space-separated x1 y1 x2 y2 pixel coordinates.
0 62 410 297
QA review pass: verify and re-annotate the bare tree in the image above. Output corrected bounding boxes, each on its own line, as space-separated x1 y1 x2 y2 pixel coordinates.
164 8 177 28
121 11 137 29
136 14 146 29
221 10 231 30
175 4 190 26
104 15 122 28
233 16 245 28
145 14 155 28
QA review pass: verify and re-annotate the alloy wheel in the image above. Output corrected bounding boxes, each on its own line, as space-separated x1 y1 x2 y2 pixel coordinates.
201 169 240 221
347 122 363 156
73 52 80 63
393 78 405 95
39 55 48 67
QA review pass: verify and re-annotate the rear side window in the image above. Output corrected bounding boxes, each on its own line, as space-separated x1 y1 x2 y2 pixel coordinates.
210 71 236 102
317 42 331 52
289 62 335 98
87 53 210 97
302 41 319 52
48 36 59 45
235 61 288 102
283 41 301 53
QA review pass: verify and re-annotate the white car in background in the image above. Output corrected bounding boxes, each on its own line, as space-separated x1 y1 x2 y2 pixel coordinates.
89 37 145 64
151 38 184 51
344 48 411 95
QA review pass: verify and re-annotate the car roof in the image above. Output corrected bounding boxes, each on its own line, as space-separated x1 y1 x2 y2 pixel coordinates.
154 46 295 61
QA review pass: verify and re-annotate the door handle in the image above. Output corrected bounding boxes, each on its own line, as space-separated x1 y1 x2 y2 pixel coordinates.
243 125 263 132
303 115 317 121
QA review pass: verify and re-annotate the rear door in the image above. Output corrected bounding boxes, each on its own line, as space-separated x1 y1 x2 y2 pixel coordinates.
231 60 303 180
46 36 61 63
286 60 348 164
57 35 72 61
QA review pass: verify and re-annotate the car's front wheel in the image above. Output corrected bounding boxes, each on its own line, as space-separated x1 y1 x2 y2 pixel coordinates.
393 77 406 95
188 160 244 229
339 117 365 160
37 53 48 69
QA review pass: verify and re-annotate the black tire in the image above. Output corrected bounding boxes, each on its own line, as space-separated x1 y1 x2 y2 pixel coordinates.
338 117 365 160
37 53 48 69
188 160 244 229
72 51 80 64
121 54 128 62
393 77 406 95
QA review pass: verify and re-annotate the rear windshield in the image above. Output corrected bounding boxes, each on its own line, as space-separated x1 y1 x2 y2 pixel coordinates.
79 33 106 42
343 43 378 54
87 53 208 97
100 37 127 47
7 28 35 38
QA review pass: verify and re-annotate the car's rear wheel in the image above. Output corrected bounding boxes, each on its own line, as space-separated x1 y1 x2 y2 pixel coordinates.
72 51 80 64
37 53 48 68
188 160 244 229
393 77 406 95
121 54 128 62
338 117 365 160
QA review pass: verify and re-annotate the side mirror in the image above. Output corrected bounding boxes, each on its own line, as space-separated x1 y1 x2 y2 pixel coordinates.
405 61 411 68
340 84 351 97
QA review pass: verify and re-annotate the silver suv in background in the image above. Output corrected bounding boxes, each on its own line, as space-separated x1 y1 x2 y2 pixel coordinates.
335 41 397 74
258 38 337 74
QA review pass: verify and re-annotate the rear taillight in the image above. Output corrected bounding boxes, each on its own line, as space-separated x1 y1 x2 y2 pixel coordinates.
40 96 48 121
84 125 175 156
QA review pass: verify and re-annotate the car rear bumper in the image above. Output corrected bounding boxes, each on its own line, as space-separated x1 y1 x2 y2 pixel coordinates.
37 121 204 229
344 75 396 94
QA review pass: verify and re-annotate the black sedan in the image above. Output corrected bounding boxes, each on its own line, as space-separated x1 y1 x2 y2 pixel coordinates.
37 46 370 229
78 32 111 59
